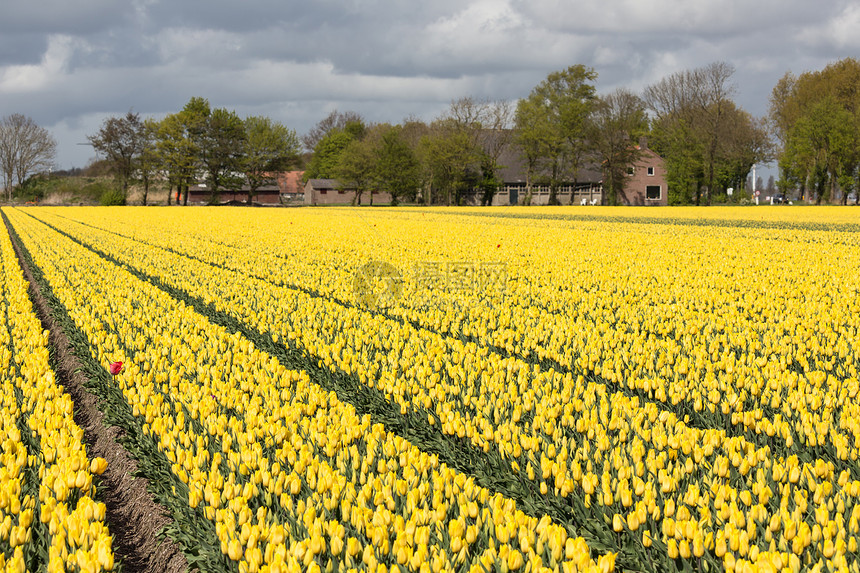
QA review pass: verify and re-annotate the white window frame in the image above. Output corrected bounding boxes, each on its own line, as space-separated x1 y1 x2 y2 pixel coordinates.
646 185 662 200
647 166 655 176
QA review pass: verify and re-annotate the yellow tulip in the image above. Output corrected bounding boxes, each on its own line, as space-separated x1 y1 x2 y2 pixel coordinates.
506 549 523 571
227 539 243 561
87 457 108 476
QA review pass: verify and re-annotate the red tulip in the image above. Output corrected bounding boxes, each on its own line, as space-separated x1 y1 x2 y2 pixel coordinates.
109 361 123 376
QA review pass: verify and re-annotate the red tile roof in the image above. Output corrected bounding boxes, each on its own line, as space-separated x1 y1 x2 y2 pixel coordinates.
277 171 305 194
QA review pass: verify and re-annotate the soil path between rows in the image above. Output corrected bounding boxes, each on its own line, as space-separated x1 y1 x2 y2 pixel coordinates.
4 215 189 573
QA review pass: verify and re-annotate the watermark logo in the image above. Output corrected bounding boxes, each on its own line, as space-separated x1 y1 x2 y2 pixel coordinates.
352 260 404 307
412 261 507 293
352 260 508 308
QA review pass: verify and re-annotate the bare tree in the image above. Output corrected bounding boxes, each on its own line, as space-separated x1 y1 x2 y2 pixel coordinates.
643 61 738 204
302 109 364 152
444 97 514 153
697 62 738 205
643 70 700 121
87 111 145 198
0 114 57 201
474 99 515 164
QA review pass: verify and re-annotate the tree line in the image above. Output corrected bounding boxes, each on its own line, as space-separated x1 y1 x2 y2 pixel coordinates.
2 58 859 205
85 97 301 205
305 62 771 206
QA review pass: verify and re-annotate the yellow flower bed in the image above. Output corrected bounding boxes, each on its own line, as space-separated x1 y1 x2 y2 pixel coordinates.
20 203 860 568
4 208 609 573
9 205 860 572
45 206 858 455
0 218 113 571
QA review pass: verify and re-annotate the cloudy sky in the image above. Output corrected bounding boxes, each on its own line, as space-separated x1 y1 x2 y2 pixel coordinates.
1 0 858 170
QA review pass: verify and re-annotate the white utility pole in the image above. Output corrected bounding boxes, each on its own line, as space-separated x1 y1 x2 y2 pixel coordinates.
752 164 758 205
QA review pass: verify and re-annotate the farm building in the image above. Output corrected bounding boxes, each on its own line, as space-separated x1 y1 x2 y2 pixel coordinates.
185 141 668 207
619 145 669 206
187 170 306 205
300 139 668 207
278 171 305 204
304 179 392 206
459 138 668 206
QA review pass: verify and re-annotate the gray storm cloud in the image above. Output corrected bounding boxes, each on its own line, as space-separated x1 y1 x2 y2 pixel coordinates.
0 0 853 168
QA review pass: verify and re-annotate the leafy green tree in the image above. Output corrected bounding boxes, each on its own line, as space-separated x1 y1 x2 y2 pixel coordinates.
768 72 801 151
648 119 703 204
712 105 773 199
783 96 854 203
644 62 767 205
477 159 503 206
330 122 424 206
305 130 355 180
697 62 738 205
153 97 211 205
514 65 598 204
770 58 860 203
137 119 161 206
513 96 550 205
199 107 245 202
420 119 480 205
332 136 376 205
241 116 300 204
442 97 513 205
304 119 366 181
154 111 198 205
374 124 422 205
398 118 432 201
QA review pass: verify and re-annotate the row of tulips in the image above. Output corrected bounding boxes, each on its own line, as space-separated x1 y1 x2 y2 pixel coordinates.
3 207 613 572
20 206 860 572
0 217 113 572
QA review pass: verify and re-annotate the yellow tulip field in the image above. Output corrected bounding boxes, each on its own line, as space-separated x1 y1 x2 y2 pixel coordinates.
1 205 859 573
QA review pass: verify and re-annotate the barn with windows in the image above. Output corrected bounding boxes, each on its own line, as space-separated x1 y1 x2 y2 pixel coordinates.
458 137 668 206
295 139 669 207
